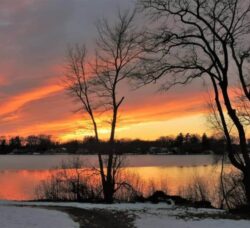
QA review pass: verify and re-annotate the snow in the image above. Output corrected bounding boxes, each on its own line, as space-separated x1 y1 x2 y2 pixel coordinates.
135 215 250 228
0 201 175 210
0 201 249 228
135 208 250 228
0 205 79 228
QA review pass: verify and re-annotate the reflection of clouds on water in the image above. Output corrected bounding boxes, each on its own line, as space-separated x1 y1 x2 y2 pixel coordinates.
0 155 235 204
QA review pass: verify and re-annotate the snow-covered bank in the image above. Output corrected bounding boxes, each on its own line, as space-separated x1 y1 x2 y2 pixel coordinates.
136 215 250 228
135 207 250 228
0 205 79 228
0 201 249 228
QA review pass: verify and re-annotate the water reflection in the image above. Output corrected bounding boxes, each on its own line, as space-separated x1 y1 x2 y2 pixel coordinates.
0 170 51 200
0 164 232 201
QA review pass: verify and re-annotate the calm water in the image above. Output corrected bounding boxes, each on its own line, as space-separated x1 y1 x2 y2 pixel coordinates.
0 155 230 201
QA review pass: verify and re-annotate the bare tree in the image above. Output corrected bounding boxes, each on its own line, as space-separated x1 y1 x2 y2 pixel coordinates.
92 9 142 203
64 44 99 138
236 88 250 125
64 44 110 201
137 0 250 206
64 9 141 203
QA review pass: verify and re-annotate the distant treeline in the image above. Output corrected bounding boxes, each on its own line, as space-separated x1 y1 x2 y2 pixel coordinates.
0 133 245 155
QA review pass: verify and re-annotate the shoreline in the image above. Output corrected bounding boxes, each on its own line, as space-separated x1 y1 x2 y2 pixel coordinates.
1 201 250 228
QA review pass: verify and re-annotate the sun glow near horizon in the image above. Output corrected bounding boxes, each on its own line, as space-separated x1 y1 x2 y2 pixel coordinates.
0 0 218 142
58 113 207 142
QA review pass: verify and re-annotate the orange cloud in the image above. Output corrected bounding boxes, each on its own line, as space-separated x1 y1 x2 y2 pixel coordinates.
120 90 206 124
2 76 238 141
0 84 63 117
3 89 207 141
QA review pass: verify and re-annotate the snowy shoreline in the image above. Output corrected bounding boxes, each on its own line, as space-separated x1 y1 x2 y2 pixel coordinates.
0 201 250 228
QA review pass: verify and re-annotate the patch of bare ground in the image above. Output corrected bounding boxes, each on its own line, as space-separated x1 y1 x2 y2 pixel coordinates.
175 210 250 221
44 206 136 228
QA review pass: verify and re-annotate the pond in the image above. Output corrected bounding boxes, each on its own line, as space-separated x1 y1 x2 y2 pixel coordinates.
0 155 232 202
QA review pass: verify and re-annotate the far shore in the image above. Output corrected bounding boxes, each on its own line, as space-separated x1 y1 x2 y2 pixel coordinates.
0 152 219 156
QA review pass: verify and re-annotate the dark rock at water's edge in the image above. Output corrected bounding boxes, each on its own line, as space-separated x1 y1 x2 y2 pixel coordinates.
229 205 250 217
136 190 215 209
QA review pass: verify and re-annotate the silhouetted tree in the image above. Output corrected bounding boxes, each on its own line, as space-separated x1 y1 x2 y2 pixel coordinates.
138 0 250 205
92 9 142 202
190 134 200 145
38 135 53 152
0 136 7 154
64 9 141 203
63 140 80 154
201 133 210 151
9 136 22 151
175 133 184 146
25 135 52 152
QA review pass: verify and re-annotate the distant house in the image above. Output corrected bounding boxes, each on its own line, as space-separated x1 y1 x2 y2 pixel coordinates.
10 149 26 154
170 147 180 154
149 147 169 154
32 152 41 155
203 150 214 155
75 148 89 154
46 147 68 154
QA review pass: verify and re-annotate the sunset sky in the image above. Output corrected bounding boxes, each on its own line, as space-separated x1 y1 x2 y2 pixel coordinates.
0 0 210 141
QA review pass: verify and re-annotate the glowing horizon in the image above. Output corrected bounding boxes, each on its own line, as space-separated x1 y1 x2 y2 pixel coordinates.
0 0 214 142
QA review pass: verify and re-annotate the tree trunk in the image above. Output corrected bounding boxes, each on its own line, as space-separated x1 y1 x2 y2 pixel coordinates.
219 81 250 206
102 106 118 203
243 169 250 206
90 114 114 203
103 179 115 203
